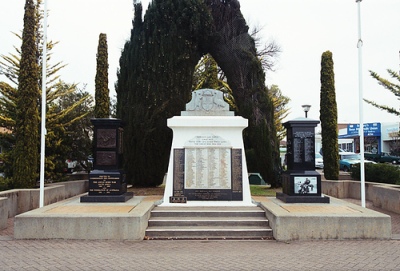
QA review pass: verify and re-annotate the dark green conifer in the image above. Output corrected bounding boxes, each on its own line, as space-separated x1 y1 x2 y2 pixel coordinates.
13 0 40 188
117 0 281 187
94 33 110 118
320 51 339 180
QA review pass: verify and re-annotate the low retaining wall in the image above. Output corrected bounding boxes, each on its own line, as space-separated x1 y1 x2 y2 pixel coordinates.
322 179 400 214
0 180 88 230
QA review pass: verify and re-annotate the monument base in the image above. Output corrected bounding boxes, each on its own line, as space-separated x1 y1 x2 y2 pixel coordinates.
276 192 330 203
80 192 134 203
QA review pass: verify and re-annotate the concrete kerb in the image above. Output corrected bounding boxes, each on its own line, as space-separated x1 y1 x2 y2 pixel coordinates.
255 196 392 241
14 194 158 240
0 197 7 229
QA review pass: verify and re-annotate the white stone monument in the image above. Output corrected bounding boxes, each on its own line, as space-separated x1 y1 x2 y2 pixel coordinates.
161 89 254 206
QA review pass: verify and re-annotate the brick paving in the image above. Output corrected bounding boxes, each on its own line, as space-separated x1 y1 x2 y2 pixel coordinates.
1 154 397 270
1 200 400 270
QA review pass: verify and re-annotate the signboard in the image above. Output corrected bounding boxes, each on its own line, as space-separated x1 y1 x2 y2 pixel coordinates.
347 123 381 136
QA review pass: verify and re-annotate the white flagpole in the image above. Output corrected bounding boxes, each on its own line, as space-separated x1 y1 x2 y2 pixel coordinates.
356 0 366 208
39 0 48 208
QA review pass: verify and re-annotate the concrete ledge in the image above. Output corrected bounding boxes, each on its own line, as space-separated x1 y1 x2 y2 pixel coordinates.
0 180 88 224
372 185 400 214
256 196 391 241
14 195 158 240
322 179 400 214
0 197 7 230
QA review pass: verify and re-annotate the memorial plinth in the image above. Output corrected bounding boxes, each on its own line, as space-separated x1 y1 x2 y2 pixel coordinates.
161 89 253 206
277 118 329 203
81 118 133 203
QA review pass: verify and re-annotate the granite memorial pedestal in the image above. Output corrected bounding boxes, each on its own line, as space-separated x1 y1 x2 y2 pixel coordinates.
81 118 133 202
276 118 329 203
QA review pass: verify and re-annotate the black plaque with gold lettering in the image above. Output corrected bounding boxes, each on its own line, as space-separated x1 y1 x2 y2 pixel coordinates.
88 171 127 196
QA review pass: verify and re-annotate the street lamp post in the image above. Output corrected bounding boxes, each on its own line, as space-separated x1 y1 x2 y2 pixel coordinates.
302 104 311 118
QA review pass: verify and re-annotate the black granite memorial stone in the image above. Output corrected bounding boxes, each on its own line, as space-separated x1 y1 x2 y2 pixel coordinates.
277 118 329 203
81 118 133 203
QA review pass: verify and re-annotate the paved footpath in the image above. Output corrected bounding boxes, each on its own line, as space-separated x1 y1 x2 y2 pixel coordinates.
1 199 400 271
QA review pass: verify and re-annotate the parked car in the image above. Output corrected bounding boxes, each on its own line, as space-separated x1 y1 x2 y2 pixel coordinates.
315 153 324 169
339 152 375 172
364 152 400 164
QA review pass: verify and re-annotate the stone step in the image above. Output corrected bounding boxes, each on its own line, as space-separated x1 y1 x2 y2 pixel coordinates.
148 217 269 227
150 206 266 218
145 226 273 239
145 206 273 240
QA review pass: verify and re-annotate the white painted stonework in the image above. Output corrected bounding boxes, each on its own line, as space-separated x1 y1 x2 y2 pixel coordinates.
161 89 254 206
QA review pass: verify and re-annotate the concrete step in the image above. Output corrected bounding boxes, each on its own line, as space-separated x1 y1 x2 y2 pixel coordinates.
145 206 273 240
150 206 266 218
148 217 269 227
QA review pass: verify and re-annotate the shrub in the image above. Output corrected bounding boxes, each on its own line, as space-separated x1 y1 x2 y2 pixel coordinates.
350 163 400 184
0 177 10 192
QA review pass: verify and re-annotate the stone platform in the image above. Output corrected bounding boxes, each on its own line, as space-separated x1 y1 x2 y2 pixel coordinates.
13 194 392 241
254 196 392 241
14 194 161 240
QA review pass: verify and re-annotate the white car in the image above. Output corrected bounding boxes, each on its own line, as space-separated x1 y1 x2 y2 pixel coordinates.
315 153 324 169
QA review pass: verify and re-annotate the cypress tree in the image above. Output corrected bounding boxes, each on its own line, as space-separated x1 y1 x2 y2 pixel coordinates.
320 51 339 180
94 33 110 118
117 0 281 187
117 0 213 186
13 0 40 188
92 32 110 178
1 1 92 182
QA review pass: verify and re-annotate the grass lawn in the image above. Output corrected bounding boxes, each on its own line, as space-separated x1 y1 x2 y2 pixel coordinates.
130 184 281 197
250 185 281 197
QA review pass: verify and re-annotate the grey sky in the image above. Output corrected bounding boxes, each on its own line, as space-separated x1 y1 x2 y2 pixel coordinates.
1 0 399 123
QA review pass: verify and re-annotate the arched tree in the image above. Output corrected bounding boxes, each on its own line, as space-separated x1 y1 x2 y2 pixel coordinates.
117 0 281 187
319 51 339 180
94 33 110 118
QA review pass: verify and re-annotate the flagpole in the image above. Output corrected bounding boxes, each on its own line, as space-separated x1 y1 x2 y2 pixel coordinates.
39 0 48 208
356 0 366 208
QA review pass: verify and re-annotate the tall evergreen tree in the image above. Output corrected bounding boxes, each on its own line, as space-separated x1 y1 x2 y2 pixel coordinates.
319 51 339 180
117 0 213 186
94 33 110 118
0 0 91 183
13 0 40 188
117 0 281 187
204 0 281 187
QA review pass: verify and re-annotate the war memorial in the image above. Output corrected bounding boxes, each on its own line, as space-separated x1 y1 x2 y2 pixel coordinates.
12 89 391 241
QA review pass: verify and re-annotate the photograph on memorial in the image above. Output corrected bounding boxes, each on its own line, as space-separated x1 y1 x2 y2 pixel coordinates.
294 176 317 194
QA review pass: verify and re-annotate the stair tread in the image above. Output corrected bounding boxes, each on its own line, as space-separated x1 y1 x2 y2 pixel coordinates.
149 217 267 221
146 226 272 231
152 208 264 212
145 236 273 240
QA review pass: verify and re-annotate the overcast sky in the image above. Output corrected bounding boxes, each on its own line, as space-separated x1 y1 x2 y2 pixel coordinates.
1 0 399 124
